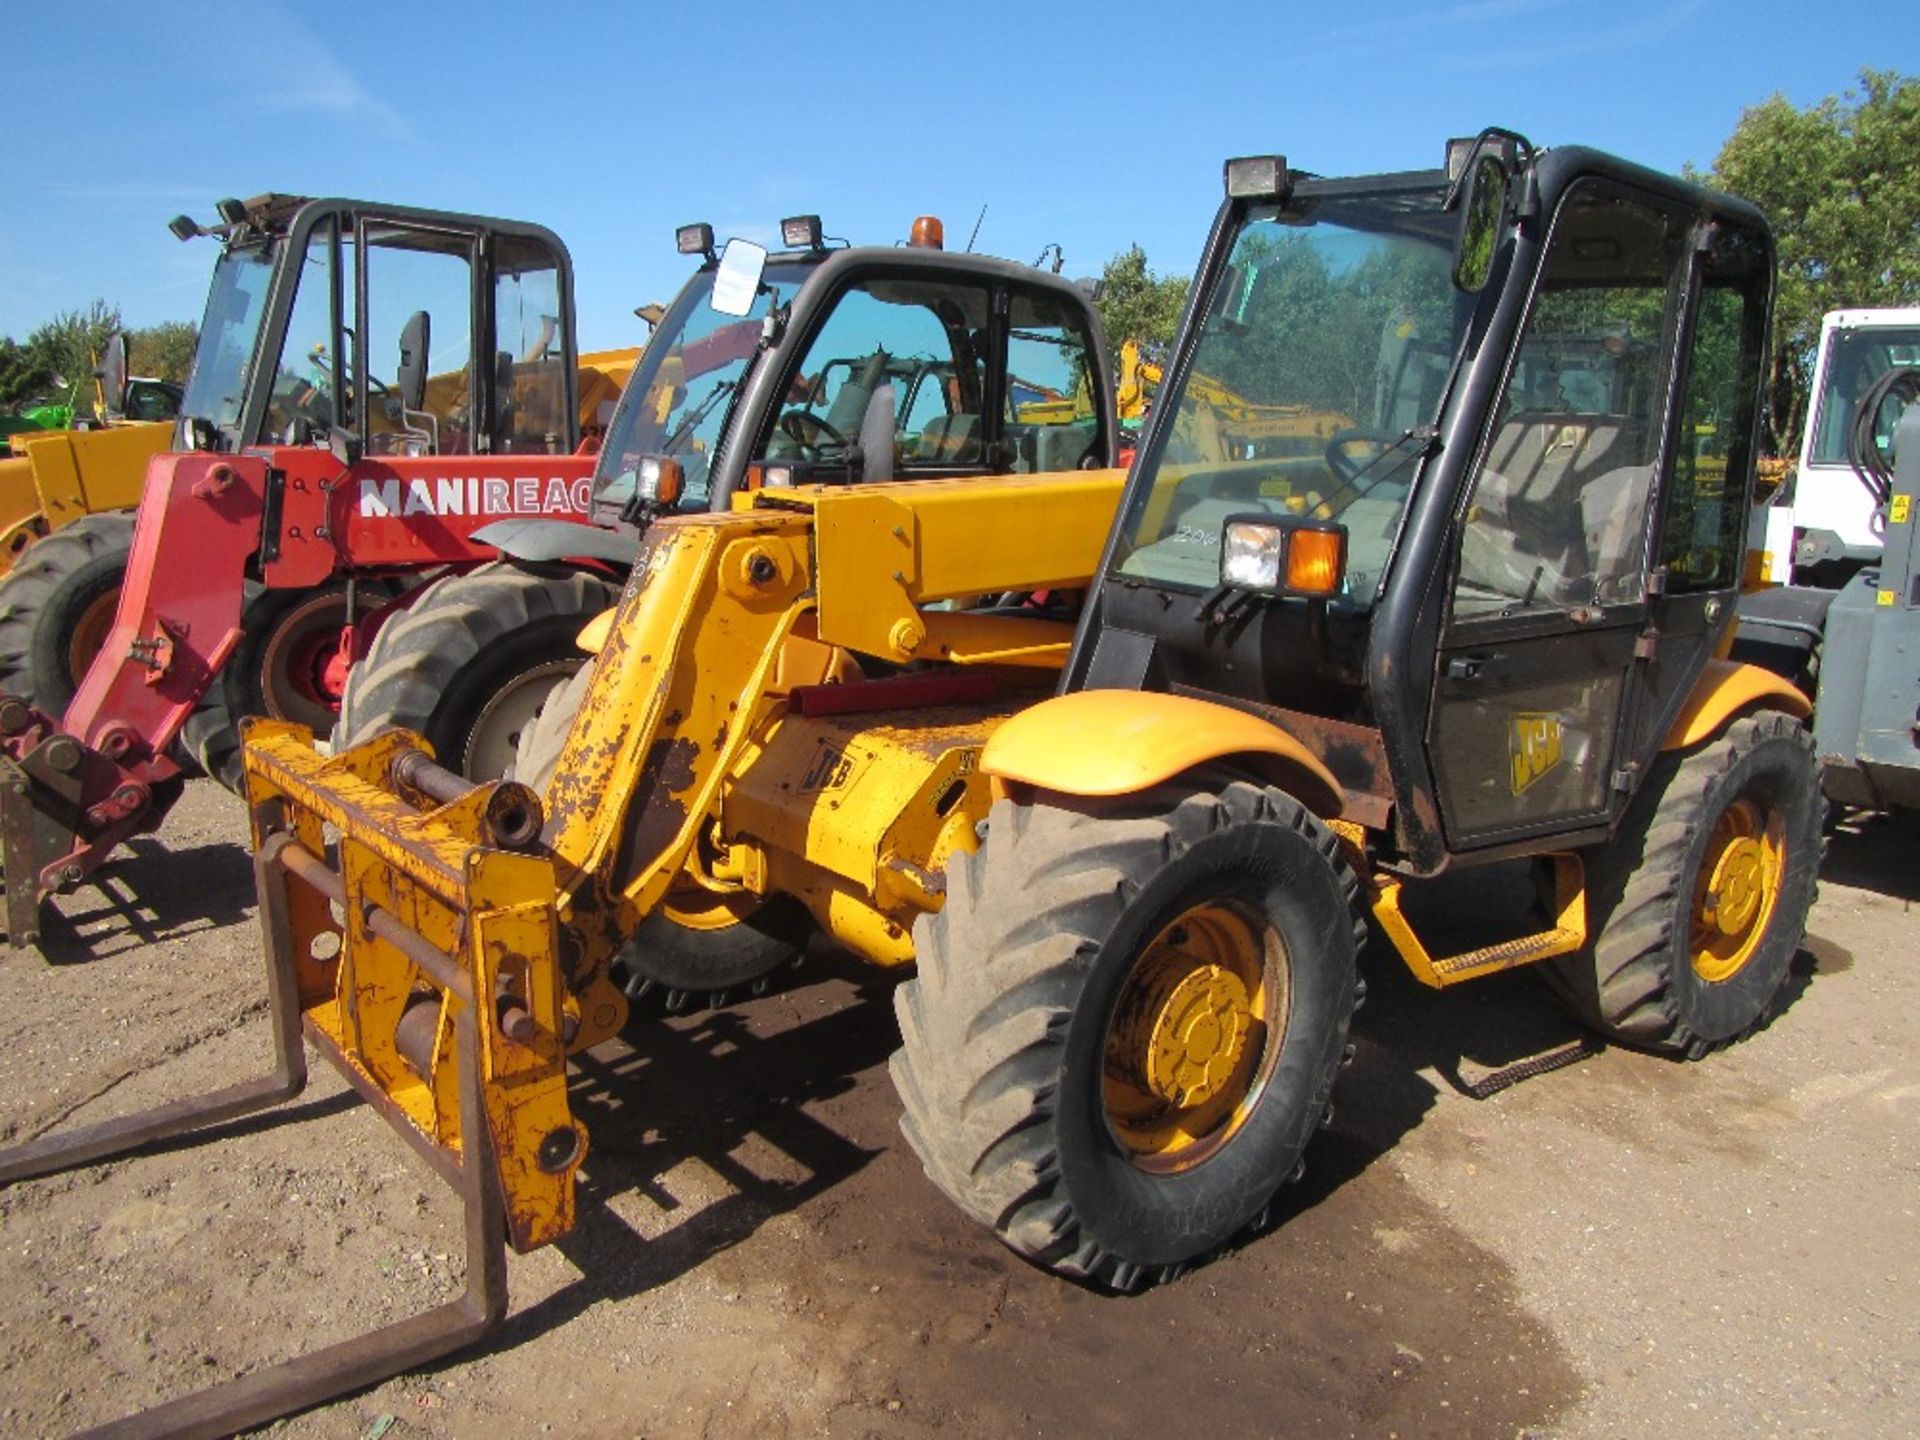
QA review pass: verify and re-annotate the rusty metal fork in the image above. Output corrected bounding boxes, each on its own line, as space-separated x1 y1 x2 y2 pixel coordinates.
0 830 511 1440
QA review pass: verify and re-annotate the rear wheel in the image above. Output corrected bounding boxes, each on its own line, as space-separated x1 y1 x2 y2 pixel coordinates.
1542 711 1822 1057
335 561 619 780
891 781 1361 1291
0 510 134 713
512 662 807 1008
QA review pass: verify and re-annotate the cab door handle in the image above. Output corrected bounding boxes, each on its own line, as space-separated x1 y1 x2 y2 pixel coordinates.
1446 655 1495 681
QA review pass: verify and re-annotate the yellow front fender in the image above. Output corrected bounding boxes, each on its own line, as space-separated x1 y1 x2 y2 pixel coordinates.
981 689 1344 817
1661 658 1811 751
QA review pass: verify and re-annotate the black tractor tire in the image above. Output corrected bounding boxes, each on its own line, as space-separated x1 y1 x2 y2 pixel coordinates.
334 561 618 781
0 510 135 714
181 581 380 790
891 781 1363 1292
511 661 807 1009
1541 711 1823 1058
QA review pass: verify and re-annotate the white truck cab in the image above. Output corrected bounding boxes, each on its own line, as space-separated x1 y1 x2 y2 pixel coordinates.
1753 306 1920 582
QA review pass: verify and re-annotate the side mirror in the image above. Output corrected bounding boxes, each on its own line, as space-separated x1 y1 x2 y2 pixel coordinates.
397 310 430 413
95 332 130 421
1451 152 1507 293
710 238 768 318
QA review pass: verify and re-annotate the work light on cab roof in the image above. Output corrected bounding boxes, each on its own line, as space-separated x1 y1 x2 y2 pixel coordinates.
676 222 716 260
780 215 824 251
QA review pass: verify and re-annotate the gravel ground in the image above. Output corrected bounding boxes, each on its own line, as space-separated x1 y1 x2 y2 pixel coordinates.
0 780 1912 1439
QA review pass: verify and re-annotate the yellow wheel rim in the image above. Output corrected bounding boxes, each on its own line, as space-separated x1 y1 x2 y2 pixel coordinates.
659 883 760 934
66 590 118 686
1690 797 1786 984
1103 897 1289 1174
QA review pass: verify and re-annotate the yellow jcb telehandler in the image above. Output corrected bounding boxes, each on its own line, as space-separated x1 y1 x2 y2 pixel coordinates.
0 131 1822 1436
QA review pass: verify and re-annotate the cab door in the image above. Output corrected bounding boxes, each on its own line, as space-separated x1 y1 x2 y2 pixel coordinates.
1428 179 1693 849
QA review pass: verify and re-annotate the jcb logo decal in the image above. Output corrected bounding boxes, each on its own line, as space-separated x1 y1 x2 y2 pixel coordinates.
1509 712 1563 795
800 743 857 793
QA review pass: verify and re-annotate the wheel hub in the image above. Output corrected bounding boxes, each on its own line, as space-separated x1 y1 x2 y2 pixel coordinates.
1139 963 1252 1108
1103 898 1287 1173
1690 796 1786 984
1702 836 1765 936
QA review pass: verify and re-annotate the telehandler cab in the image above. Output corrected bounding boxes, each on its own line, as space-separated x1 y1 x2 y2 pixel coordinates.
0 133 1822 1436
0 193 637 948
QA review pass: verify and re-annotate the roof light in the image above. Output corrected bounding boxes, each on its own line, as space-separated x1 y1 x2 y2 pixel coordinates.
1223 156 1290 202
215 197 248 226
167 214 201 242
780 214 824 250
676 222 715 258
909 216 945 250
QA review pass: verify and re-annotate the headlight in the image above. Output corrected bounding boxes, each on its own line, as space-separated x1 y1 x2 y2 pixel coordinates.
1220 516 1348 598
635 454 685 507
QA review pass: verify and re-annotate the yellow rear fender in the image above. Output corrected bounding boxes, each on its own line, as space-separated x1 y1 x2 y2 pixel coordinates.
980 689 1345 818
1661 658 1812 751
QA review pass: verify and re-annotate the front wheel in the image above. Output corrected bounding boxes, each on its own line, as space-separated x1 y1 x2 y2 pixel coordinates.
334 561 619 780
891 781 1362 1291
1542 710 1823 1057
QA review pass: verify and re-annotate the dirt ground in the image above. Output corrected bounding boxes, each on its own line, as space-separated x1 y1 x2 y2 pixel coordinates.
0 780 1913 1439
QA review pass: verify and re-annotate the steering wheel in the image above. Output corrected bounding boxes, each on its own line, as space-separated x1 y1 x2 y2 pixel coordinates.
1324 427 1403 488
780 410 848 449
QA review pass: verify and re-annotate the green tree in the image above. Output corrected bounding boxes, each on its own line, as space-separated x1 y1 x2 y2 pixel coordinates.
1095 246 1190 361
1705 69 1920 454
0 337 53 410
28 299 123 409
126 321 199 382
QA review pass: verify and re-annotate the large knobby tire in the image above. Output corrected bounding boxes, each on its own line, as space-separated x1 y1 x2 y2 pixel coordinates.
0 510 134 714
892 781 1363 1292
512 662 807 1007
1541 711 1823 1058
181 581 373 789
335 561 618 781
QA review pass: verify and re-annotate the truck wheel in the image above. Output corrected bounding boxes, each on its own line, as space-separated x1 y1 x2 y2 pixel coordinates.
1542 711 1823 1057
511 664 807 1009
181 581 382 789
892 781 1362 1291
0 510 134 713
335 561 618 780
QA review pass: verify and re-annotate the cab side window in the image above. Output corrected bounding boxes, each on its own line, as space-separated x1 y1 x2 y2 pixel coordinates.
361 227 477 455
767 278 989 479
1005 289 1103 472
491 236 568 453
1453 183 1686 618
1660 229 1768 592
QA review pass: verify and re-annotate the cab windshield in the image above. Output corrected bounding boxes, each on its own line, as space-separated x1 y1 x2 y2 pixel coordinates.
593 259 814 519
1806 322 1920 467
1112 181 1472 603
178 242 279 438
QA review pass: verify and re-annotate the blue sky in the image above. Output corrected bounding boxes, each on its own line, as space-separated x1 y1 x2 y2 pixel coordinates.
1 0 1909 351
